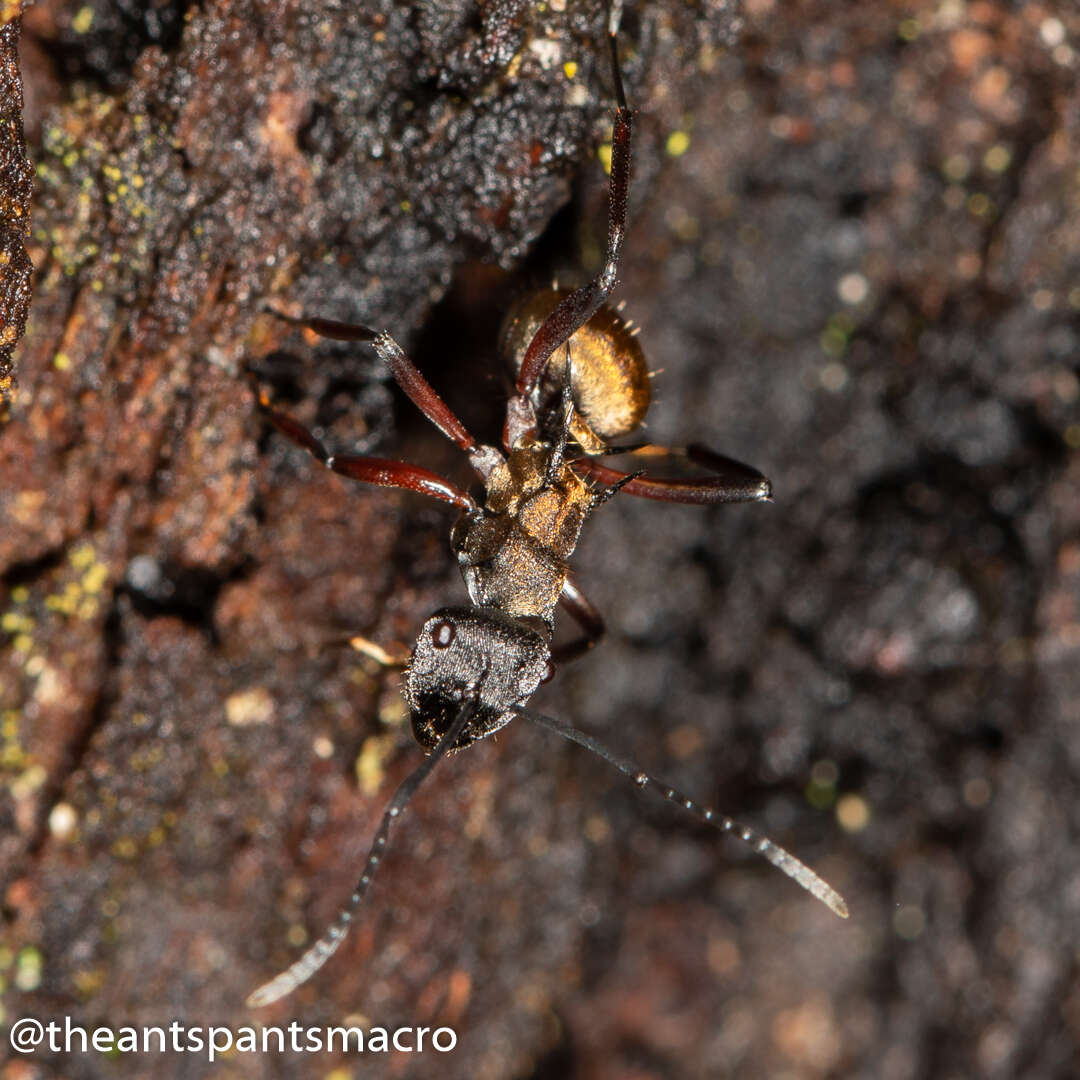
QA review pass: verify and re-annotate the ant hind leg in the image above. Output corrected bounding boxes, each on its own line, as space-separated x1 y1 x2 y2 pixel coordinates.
551 575 606 664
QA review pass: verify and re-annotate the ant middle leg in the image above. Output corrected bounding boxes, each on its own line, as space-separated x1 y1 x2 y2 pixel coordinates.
571 445 773 506
551 574 605 664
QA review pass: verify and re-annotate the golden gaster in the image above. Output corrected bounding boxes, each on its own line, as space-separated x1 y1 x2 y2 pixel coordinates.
500 287 651 449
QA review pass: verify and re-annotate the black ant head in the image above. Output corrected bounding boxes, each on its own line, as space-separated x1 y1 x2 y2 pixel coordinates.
404 606 552 752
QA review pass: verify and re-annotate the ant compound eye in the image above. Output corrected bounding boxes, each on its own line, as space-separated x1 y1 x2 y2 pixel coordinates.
540 659 556 684
430 620 456 649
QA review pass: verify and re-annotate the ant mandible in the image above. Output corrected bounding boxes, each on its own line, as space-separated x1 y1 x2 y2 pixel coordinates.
245 8 847 1008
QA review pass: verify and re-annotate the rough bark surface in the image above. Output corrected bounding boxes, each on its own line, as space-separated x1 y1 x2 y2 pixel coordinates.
0 6 33 405
2 2 1078 1078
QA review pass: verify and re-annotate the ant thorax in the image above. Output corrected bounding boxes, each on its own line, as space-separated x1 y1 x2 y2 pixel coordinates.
451 438 596 627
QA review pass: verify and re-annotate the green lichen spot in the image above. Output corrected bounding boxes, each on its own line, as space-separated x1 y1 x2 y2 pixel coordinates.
72 5 94 33
14 946 42 991
666 130 691 157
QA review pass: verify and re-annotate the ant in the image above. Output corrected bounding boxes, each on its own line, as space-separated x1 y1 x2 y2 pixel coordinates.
244 9 847 1009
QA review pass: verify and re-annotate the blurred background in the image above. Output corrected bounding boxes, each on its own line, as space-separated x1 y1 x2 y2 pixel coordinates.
1 1 1078 1077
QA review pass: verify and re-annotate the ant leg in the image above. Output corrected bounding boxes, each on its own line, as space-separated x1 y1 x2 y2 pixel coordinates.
515 28 631 398
571 446 772 505
552 574 605 663
250 379 477 511
270 310 500 476
516 705 849 919
589 467 644 508
247 695 479 1008
348 634 410 669
686 444 774 489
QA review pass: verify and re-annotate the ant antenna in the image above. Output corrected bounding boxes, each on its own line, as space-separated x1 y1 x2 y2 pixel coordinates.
247 694 480 1008
516 706 849 919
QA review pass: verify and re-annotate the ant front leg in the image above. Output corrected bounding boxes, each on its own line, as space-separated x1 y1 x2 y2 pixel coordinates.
249 377 477 511
552 574 606 664
572 444 773 506
348 634 410 669
270 310 502 481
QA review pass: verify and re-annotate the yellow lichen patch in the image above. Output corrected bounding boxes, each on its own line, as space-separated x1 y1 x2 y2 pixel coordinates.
112 836 138 859
73 968 107 997
72 5 94 33
39 545 111 621
1 710 18 739
1 708 25 768
666 129 691 157
1 742 25 769
45 582 82 616
1 612 35 634
9 763 47 801
14 947 43 992
69 542 97 570
10 489 46 526
355 734 395 797
82 561 109 594
129 743 164 772
225 686 275 727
